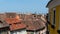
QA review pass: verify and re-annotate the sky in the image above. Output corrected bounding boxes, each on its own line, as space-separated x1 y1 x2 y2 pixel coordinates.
0 0 49 14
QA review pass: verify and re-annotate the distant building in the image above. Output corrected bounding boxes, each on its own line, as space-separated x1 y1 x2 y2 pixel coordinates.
4 18 27 34
5 13 17 18
4 13 27 34
0 13 6 19
21 14 47 34
0 12 47 34
0 18 9 34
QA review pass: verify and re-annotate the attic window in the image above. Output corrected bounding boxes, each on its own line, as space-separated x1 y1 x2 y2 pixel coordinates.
34 15 36 17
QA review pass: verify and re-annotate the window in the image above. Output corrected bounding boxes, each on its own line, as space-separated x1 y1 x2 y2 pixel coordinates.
34 15 36 17
52 9 56 25
51 8 56 29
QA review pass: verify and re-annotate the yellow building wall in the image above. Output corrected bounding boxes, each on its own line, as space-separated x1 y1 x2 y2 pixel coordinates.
48 8 55 34
48 5 60 34
55 5 60 34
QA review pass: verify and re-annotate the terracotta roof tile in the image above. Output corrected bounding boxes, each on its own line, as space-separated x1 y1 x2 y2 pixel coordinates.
10 23 26 31
3 14 46 31
4 18 26 31
4 18 21 24
22 19 45 31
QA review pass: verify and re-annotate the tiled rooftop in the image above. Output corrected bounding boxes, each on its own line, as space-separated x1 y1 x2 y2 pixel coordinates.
4 18 26 31
0 13 46 31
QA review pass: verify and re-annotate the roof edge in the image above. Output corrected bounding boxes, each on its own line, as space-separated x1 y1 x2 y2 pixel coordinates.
46 0 53 7
26 27 45 32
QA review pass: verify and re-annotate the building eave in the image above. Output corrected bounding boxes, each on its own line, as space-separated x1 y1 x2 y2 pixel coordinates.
26 27 45 32
46 0 53 7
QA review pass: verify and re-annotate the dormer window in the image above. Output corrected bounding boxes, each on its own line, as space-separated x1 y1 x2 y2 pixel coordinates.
34 15 36 17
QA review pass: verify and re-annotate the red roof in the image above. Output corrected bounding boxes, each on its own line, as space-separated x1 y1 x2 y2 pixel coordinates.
4 16 46 31
4 18 26 31
4 18 21 24
22 19 45 30
10 23 26 31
